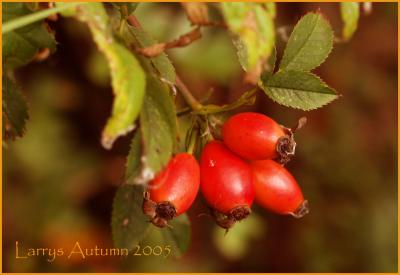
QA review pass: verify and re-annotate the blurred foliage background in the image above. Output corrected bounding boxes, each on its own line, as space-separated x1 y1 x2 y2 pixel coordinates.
3 2 397 272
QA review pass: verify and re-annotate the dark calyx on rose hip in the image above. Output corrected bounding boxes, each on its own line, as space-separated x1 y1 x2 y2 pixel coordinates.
222 112 306 164
200 141 255 230
142 153 200 228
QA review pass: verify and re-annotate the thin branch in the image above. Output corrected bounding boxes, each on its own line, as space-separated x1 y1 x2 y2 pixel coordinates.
175 76 203 112
127 14 203 112
177 107 192 117
136 27 202 58
186 127 198 155
199 21 227 29
2 2 79 34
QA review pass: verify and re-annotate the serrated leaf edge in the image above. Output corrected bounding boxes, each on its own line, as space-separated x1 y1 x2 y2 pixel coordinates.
278 12 334 72
2 75 30 139
111 185 150 250
262 70 340 111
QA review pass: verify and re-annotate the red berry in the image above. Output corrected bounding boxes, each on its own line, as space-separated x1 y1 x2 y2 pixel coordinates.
222 112 295 163
200 141 254 229
251 159 308 218
143 153 200 227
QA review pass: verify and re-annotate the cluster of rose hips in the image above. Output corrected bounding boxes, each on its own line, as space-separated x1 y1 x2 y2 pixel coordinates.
142 112 309 230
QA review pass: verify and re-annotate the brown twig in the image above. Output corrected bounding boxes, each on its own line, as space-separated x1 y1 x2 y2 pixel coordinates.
181 2 227 28
175 76 203 112
126 14 203 112
127 15 141 29
136 27 202 58
199 21 227 29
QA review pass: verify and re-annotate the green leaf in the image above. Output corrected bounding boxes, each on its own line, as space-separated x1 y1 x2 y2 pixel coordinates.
340 2 360 41
2 2 56 70
112 130 147 250
111 184 150 250
64 3 146 149
260 46 277 84
125 75 177 185
119 21 176 83
195 89 257 115
25 3 40 11
2 75 29 139
279 12 333 72
54 2 77 17
221 3 275 82
125 130 142 181
160 214 191 258
262 3 276 19
261 70 338 110
182 3 209 25
101 42 146 149
138 75 178 182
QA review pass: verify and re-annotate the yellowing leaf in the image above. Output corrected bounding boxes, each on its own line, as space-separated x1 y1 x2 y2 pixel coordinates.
221 3 275 83
262 3 276 19
340 2 360 41
182 3 209 25
101 42 145 149
63 3 146 149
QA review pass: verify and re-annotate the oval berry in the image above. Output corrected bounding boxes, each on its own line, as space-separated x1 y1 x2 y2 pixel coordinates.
222 112 295 163
143 153 200 227
251 159 308 218
200 141 254 229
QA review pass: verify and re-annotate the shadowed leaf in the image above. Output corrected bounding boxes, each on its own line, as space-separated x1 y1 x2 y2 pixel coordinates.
111 184 150 250
160 214 191 258
2 75 29 139
2 2 56 70
221 3 275 83
137 75 177 183
62 3 146 149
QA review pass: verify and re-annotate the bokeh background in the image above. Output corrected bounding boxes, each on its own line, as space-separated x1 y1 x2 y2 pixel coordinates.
3 2 398 272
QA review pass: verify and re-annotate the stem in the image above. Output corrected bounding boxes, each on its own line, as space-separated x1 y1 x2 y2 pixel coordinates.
2 3 80 34
175 76 203 112
137 27 202 58
187 128 198 155
120 4 129 19
198 116 214 143
126 14 203 113
176 107 191 117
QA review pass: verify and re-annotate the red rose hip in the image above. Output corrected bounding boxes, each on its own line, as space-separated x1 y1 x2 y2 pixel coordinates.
222 112 296 164
251 159 308 218
143 153 200 227
200 141 254 229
